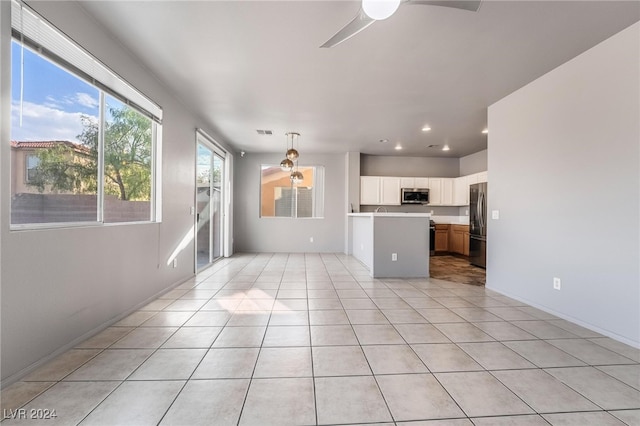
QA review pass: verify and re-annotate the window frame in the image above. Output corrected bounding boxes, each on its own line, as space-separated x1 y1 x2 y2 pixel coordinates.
259 164 325 219
9 0 162 230
24 152 39 184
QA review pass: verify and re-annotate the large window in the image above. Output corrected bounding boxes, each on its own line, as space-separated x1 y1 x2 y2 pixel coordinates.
9 1 161 227
260 165 324 218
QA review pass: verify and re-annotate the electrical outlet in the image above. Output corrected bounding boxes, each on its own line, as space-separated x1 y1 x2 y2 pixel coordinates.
492 210 500 220
553 277 561 290
465 209 469 215
309 237 314 243
392 253 398 261
173 259 178 268
190 206 195 215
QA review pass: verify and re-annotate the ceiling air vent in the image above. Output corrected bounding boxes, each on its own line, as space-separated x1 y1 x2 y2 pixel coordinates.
256 130 273 135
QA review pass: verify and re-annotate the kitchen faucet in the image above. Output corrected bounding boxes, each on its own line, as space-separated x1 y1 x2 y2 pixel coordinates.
374 206 388 213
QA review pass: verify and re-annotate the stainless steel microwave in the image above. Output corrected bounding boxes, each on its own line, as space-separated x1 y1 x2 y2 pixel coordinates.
401 188 429 204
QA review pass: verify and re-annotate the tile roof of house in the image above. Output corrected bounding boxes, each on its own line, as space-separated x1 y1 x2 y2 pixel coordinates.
11 140 91 154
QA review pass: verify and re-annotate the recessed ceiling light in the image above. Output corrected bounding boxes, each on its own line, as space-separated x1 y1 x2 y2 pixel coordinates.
442 144 450 151
395 145 402 150
482 129 489 134
422 126 431 132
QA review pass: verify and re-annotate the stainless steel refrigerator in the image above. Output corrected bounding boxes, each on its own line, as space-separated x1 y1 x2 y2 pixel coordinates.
469 182 487 268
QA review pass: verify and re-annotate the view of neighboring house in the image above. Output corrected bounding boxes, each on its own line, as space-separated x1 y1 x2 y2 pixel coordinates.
10 140 89 196
10 140 150 224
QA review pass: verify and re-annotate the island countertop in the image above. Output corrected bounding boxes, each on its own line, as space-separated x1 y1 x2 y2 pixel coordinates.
348 213 430 278
347 212 431 218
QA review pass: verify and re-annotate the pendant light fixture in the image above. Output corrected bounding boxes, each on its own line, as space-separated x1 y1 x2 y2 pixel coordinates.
279 132 295 172
284 132 304 185
286 133 299 161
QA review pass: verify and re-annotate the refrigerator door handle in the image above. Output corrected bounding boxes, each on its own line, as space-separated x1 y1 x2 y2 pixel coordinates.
478 191 484 230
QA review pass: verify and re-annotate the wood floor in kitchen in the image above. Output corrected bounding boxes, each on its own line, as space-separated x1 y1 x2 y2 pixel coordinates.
430 255 486 286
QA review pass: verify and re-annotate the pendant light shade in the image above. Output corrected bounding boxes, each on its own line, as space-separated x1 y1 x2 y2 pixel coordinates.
286 148 299 161
290 170 304 184
280 158 294 171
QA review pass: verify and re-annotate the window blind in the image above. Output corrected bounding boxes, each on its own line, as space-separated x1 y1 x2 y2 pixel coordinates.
11 0 163 123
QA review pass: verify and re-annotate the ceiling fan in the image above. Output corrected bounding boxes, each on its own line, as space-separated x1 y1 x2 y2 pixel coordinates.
320 0 482 48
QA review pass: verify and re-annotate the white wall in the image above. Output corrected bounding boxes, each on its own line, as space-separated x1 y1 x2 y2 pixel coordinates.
234 153 345 253
487 23 639 346
0 1 233 383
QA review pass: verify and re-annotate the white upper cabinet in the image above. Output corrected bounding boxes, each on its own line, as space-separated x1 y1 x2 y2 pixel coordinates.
380 177 401 205
429 178 454 205
400 177 429 189
400 177 414 188
414 177 430 188
441 178 454 205
453 176 468 205
361 172 486 207
428 178 442 205
360 176 401 205
360 176 381 205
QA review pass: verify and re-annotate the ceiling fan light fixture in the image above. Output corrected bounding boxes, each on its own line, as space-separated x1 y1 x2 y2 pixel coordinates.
362 0 401 20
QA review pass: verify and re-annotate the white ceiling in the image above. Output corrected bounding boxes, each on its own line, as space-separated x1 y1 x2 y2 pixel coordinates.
76 0 639 158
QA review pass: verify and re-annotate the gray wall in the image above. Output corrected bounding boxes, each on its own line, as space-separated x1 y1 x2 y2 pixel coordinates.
234 153 345 253
487 22 639 346
372 216 430 278
459 149 488 176
361 154 460 177
0 1 233 383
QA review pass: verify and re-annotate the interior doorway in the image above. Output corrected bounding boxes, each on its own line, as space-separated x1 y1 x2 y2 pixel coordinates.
196 132 227 270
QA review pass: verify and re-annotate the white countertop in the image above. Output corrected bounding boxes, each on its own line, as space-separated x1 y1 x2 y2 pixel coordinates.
432 215 470 225
348 213 432 218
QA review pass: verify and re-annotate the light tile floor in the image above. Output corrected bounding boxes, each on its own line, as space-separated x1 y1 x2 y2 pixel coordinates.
2 253 640 425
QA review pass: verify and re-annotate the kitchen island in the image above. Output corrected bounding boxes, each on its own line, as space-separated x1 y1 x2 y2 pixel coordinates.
348 213 431 278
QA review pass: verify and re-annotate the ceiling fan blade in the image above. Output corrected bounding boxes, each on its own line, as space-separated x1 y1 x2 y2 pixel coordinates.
320 8 376 48
407 0 482 12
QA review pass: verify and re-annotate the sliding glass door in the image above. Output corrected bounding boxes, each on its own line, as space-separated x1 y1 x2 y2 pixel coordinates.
196 137 226 270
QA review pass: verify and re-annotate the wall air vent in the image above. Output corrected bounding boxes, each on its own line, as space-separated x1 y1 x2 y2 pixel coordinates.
256 130 273 135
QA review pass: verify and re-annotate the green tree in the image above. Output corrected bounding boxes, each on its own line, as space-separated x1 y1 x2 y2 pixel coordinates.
30 105 152 201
